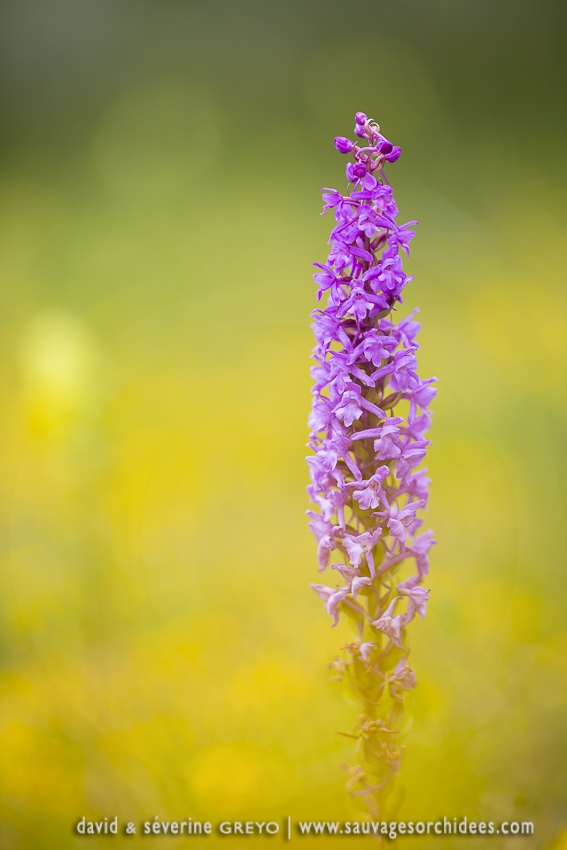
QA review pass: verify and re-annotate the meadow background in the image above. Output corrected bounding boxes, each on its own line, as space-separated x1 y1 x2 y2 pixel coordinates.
0 0 566 847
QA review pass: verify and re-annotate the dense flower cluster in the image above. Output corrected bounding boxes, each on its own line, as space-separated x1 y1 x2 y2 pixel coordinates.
307 112 436 814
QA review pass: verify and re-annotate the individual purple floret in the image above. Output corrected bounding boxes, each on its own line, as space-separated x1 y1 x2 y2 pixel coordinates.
307 113 436 818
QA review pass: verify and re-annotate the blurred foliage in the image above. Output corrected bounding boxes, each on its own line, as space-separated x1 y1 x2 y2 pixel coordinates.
0 0 566 847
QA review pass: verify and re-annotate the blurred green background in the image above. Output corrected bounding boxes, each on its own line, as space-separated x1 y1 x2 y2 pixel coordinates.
0 0 567 847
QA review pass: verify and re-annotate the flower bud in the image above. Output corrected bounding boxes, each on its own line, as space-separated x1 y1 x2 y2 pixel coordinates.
354 112 368 125
334 136 354 154
377 140 393 155
384 145 402 163
346 162 367 182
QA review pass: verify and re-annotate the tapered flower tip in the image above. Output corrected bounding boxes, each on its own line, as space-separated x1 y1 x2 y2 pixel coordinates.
334 136 354 154
354 111 368 125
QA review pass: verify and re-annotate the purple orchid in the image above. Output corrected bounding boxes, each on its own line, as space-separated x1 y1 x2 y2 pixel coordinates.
307 113 436 817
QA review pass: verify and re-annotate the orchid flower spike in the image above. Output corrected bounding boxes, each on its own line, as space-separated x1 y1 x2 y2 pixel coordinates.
307 113 436 818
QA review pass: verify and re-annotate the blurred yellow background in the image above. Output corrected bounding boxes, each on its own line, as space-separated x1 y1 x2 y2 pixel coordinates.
0 1 566 847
